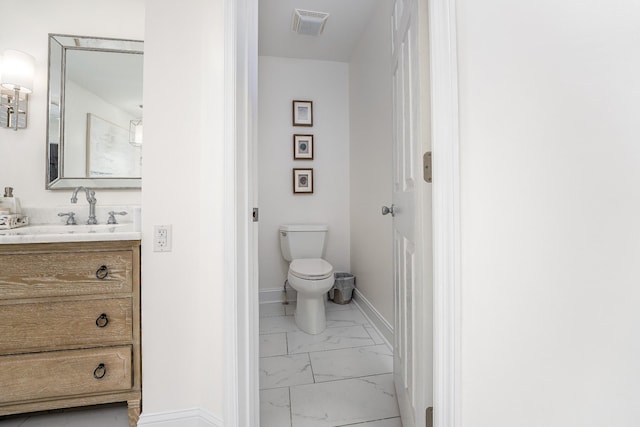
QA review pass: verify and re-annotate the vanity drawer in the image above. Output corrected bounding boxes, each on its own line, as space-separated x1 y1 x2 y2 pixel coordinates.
0 298 133 355
0 250 133 299
0 346 132 405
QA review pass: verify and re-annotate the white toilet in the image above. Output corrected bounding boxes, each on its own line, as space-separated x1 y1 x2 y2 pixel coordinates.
280 224 335 334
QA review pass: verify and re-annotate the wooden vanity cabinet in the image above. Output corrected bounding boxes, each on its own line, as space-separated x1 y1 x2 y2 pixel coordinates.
0 240 141 426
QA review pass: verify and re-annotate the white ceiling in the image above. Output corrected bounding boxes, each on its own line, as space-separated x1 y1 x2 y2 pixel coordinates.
259 0 381 62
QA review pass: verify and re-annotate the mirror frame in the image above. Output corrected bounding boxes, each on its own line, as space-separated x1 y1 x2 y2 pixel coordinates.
46 34 144 190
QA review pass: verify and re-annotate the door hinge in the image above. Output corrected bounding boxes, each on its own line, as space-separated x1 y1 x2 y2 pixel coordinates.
252 208 259 222
423 151 432 183
426 407 433 427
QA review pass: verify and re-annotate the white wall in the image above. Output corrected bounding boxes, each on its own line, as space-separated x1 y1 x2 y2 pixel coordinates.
0 0 143 207
348 0 394 324
3 0 226 422
142 0 225 419
258 56 351 290
457 1 640 425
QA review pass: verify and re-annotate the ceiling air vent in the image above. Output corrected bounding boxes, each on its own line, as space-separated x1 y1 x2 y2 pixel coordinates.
291 9 330 36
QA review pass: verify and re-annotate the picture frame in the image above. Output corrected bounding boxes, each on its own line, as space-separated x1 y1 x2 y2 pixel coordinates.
292 100 313 126
293 134 314 160
86 113 142 178
293 168 314 194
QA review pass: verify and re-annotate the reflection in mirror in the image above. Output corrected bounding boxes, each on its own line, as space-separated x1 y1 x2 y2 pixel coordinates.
47 34 143 189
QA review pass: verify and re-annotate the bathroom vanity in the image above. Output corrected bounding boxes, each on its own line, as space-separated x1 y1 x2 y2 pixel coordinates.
0 28 144 424
0 235 141 426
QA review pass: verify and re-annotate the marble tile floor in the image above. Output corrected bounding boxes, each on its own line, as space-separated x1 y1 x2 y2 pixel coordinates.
260 300 402 427
0 404 128 426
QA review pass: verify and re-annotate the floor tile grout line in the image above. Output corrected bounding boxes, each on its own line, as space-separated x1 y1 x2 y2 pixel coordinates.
288 386 293 427
260 339 384 360
259 360 393 391
272 324 374 345
288 371 395 387
299 342 390 357
259 352 310 361
286 330 290 355
287 340 378 356
307 351 317 384
289 324 375 335
363 324 377 341
336 416 401 426
363 326 386 346
259 331 289 337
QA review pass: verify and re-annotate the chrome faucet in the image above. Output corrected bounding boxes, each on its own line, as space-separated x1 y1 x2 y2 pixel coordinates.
71 187 98 225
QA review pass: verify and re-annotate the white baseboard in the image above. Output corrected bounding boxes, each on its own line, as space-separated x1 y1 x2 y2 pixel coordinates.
259 286 297 304
137 408 223 427
352 289 394 347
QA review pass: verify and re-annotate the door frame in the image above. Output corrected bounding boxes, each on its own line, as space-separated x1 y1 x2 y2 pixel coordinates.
223 0 462 426
429 0 462 425
223 0 260 426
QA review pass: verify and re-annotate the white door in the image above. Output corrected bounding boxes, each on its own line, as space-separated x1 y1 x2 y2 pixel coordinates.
390 0 432 426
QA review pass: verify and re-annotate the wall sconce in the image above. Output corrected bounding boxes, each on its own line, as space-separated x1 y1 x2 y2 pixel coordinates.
0 49 36 131
129 119 143 146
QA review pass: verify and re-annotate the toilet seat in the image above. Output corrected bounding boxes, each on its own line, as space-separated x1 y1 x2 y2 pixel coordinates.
289 258 333 280
287 258 335 334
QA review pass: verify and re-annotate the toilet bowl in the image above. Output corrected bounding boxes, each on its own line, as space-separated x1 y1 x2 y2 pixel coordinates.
279 224 335 334
288 258 335 334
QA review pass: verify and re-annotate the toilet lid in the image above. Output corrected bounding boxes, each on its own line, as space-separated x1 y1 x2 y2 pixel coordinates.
290 258 333 280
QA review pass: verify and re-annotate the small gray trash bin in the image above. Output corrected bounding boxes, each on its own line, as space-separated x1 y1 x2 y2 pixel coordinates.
329 273 355 305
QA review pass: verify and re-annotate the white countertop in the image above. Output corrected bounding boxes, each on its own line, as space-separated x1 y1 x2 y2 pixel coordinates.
0 223 141 244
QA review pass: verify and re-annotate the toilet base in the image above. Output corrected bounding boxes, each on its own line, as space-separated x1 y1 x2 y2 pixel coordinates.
294 294 327 335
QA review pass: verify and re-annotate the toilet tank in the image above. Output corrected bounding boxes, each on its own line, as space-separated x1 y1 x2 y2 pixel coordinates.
279 224 328 261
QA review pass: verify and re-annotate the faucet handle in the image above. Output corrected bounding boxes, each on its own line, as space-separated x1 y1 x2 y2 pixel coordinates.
58 212 77 225
107 211 127 225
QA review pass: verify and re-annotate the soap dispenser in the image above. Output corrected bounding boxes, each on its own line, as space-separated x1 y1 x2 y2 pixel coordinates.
0 187 22 214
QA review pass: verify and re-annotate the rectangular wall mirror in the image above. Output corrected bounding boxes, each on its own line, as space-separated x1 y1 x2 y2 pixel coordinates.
47 34 143 189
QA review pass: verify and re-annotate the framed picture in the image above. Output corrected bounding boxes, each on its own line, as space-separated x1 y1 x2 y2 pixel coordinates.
293 134 314 160
86 113 142 178
293 168 314 194
292 100 313 126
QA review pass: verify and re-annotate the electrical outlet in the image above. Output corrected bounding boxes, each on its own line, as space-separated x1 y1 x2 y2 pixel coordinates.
153 225 172 252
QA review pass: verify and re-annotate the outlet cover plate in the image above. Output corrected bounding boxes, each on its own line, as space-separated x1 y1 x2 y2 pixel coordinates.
153 224 172 252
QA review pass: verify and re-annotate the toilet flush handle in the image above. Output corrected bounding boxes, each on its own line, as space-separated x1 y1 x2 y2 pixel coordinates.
381 204 395 217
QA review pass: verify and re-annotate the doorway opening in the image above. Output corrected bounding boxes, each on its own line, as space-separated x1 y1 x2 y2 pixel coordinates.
225 0 461 425
253 1 433 426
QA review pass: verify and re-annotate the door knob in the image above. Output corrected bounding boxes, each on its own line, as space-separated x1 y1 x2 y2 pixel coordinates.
381 204 395 217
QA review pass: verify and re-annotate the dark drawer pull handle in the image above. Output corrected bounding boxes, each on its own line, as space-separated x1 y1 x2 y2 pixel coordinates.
93 363 106 379
96 265 109 280
96 313 109 328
